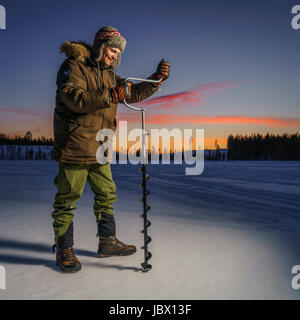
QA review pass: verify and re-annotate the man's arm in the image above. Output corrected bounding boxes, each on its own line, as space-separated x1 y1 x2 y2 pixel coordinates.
115 59 170 104
57 60 111 113
115 74 160 104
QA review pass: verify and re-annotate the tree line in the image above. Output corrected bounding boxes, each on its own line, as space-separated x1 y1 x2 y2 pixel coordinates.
0 131 299 161
227 133 300 160
0 131 53 146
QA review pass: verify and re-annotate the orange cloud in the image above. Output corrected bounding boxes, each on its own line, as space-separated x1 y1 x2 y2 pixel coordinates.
148 114 300 128
123 81 239 111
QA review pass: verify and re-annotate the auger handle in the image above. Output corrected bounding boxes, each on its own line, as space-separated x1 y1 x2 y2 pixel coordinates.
122 77 162 163
123 77 162 112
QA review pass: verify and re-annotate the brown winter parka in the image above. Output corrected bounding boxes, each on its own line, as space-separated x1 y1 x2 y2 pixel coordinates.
52 41 160 164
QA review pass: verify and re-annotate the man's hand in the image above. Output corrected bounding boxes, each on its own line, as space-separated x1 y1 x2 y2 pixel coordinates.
155 59 170 83
110 82 131 104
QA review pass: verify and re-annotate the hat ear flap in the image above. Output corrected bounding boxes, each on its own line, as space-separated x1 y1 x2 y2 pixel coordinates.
111 53 121 68
91 41 105 62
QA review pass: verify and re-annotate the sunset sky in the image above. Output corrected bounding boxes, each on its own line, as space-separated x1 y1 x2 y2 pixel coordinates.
0 0 299 149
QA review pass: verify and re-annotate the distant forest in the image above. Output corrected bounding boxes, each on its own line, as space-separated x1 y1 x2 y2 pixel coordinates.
227 133 300 161
0 131 53 146
0 131 299 161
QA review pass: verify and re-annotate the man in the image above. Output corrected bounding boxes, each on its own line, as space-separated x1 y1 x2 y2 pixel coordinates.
51 26 170 273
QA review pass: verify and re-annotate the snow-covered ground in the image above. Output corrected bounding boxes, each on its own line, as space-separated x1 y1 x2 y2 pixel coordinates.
0 160 300 299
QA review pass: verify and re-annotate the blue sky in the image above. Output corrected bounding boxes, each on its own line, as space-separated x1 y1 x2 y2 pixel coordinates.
0 0 299 146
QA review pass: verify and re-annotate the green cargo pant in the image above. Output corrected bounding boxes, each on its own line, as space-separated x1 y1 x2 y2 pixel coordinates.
51 162 117 245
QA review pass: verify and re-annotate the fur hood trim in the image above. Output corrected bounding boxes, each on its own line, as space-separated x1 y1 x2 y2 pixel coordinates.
60 41 93 63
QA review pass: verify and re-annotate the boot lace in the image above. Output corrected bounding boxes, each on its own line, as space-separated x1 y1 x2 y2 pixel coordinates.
63 247 76 263
112 236 128 248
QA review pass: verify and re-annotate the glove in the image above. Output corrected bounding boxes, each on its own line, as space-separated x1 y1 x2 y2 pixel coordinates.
110 82 131 104
155 59 170 83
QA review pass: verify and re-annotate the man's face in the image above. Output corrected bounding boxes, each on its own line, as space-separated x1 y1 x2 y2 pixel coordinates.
100 46 121 66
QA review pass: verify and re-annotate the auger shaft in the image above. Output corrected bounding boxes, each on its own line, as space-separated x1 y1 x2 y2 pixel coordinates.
123 77 161 272
140 164 151 271
140 110 152 272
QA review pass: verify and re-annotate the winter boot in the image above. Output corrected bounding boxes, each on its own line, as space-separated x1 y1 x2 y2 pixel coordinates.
55 246 81 273
52 222 81 273
97 235 137 258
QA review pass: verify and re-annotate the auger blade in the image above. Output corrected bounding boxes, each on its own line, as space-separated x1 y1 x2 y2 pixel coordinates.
145 235 152 245
141 221 151 234
146 252 152 261
141 262 152 272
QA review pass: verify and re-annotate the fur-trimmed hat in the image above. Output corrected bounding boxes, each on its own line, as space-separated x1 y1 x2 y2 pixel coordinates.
92 26 126 68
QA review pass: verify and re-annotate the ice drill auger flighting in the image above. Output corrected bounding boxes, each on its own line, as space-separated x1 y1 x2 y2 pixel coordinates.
123 77 162 272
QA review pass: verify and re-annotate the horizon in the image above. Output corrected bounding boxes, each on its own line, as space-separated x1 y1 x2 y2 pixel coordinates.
1 130 299 153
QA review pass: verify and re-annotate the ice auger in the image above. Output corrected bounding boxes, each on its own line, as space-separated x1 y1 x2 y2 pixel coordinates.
123 77 162 272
